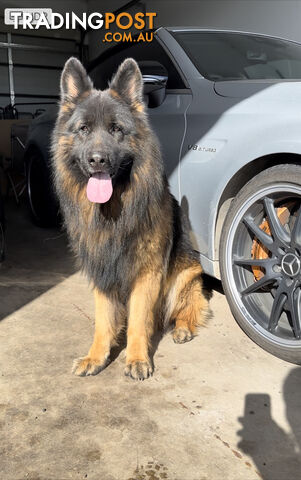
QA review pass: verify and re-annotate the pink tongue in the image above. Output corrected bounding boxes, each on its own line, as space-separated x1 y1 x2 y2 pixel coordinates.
86 173 113 203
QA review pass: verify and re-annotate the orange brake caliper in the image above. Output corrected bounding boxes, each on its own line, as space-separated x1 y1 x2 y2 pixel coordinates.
251 206 290 281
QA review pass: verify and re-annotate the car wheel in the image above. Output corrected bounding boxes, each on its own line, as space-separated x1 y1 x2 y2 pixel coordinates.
27 150 59 227
220 164 301 364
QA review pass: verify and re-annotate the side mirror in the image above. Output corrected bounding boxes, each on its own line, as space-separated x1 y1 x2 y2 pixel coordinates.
143 74 168 108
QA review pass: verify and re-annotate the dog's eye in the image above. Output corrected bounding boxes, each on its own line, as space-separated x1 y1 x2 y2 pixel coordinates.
80 125 89 134
110 123 122 134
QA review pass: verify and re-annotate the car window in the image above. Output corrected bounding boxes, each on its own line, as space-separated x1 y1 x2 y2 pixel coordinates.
88 37 186 90
173 31 301 81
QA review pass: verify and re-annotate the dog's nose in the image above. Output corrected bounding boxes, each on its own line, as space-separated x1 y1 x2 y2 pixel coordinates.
88 153 106 166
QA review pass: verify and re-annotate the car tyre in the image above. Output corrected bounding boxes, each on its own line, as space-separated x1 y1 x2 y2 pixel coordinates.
220 164 301 364
26 150 59 228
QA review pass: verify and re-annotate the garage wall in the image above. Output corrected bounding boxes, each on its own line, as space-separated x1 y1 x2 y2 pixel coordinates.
5 35 79 114
0 0 87 114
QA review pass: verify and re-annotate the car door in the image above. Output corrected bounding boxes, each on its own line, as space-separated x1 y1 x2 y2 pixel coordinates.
88 37 192 200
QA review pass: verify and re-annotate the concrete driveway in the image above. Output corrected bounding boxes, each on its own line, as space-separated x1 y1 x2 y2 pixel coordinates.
1 201 301 480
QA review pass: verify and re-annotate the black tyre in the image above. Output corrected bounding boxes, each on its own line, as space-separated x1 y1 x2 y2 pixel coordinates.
220 164 301 364
26 150 59 228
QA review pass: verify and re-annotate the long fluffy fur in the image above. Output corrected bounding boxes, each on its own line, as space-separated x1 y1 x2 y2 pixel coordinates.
51 57 208 379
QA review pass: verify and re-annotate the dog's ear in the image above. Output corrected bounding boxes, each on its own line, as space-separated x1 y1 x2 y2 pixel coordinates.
60 57 93 102
109 58 144 109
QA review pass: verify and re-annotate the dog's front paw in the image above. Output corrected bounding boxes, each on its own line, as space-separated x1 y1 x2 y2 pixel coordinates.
72 356 109 376
172 327 193 344
124 360 153 381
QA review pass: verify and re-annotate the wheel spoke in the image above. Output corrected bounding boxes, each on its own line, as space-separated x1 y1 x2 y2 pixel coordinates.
292 206 301 249
241 275 278 295
268 287 286 332
234 257 273 267
288 287 301 339
263 197 291 247
243 216 274 250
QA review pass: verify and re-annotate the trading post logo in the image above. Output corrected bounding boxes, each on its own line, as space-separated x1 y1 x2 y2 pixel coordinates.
4 8 156 43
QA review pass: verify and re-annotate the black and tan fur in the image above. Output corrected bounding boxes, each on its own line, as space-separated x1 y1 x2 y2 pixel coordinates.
52 57 208 380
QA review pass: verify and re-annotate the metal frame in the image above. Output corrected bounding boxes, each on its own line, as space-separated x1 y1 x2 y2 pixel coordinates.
0 62 63 70
7 33 15 105
0 40 75 54
0 93 59 99
6 31 79 43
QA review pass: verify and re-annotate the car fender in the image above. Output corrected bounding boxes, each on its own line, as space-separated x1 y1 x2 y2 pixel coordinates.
180 98 301 278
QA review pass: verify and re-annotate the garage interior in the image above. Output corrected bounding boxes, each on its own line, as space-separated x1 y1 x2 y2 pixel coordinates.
1 1 301 480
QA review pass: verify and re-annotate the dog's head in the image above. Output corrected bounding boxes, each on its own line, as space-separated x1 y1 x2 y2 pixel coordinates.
58 57 145 203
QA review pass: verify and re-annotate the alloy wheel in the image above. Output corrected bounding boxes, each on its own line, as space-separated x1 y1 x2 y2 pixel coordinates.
226 185 301 346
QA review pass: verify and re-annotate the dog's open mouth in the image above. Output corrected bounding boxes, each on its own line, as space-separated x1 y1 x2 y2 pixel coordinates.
86 173 113 204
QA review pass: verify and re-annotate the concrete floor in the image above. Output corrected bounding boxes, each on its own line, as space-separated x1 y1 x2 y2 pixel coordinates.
1 200 301 480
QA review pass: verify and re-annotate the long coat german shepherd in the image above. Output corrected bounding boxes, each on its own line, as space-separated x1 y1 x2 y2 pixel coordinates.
52 57 208 380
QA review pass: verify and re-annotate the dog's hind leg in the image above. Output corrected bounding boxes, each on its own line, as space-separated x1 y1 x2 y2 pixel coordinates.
165 262 208 344
125 272 162 380
72 289 123 376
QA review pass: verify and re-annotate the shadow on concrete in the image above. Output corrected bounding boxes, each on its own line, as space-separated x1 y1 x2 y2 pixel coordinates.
0 198 76 321
237 367 301 480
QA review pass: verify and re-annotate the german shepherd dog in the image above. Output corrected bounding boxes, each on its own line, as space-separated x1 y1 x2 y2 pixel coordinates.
52 57 208 380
